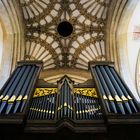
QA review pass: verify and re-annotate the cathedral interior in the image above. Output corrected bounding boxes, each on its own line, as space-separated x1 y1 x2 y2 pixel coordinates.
0 0 140 140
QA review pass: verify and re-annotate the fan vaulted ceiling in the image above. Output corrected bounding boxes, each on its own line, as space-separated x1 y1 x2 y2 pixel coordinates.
19 0 110 84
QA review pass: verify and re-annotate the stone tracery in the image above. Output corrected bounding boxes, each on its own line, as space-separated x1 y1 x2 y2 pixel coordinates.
19 0 110 83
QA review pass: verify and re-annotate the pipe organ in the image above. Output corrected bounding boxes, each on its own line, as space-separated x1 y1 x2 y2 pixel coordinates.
74 88 102 120
28 88 57 120
57 76 74 119
0 61 42 123
90 63 140 115
0 61 140 134
28 76 102 121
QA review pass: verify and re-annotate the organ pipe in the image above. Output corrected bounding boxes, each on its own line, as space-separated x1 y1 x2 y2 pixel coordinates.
0 61 42 115
90 62 140 115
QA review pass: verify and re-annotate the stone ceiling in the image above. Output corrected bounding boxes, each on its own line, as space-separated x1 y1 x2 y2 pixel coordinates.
19 0 110 84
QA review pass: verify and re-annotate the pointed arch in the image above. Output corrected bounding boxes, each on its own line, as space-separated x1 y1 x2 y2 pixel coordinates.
0 0 25 88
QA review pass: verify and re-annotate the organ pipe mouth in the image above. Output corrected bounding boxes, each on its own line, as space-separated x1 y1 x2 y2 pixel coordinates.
23 95 28 100
16 95 23 101
108 95 114 101
121 95 128 101
2 95 9 101
0 95 4 100
114 95 122 102
8 95 16 103
127 95 132 100
103 95 107 100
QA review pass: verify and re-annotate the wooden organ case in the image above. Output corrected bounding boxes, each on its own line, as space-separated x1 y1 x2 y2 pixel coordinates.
26 75 105 133
0 61 140 140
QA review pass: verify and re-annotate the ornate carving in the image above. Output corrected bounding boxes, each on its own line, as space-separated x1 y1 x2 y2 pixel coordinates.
74 88 98 98
33 88 98 98
19 0 110 82
33 88 57 98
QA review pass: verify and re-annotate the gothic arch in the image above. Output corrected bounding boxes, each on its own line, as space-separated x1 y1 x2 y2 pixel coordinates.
106 0 140 101
0 0 25 88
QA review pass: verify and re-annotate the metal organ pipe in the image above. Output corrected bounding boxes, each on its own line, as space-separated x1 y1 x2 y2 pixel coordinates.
28 79 103 121
0 67 21 99
0 66 26 113
74 88 102 120
92 67 111 113
6 66 32 114
90 63 140 115
0 63 41 115
99 66 125 114
20 66 39 112
109 67 139 113
104 66 132 114
57 77 74 119
94 67 118 113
